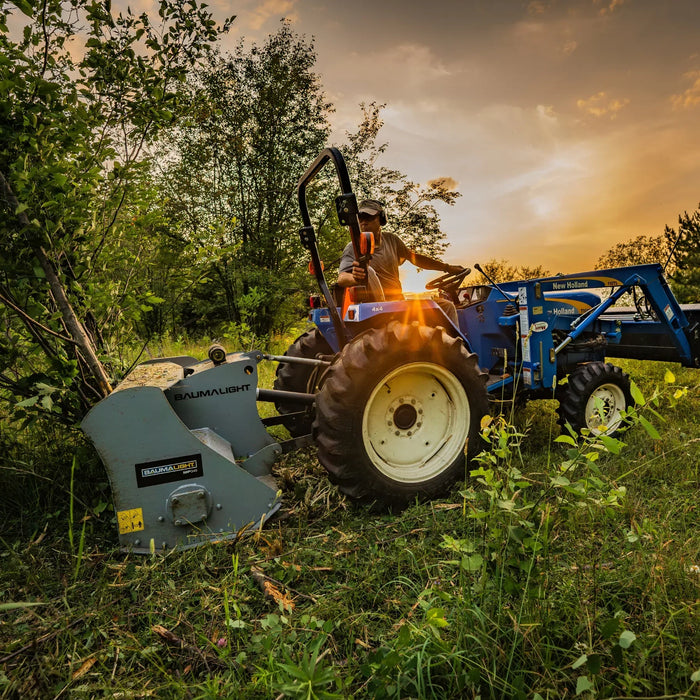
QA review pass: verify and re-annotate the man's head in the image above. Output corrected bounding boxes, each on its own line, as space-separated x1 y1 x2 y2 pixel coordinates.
358 199 387 226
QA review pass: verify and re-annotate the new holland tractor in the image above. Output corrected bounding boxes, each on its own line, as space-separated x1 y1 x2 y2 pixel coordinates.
82 147 700 552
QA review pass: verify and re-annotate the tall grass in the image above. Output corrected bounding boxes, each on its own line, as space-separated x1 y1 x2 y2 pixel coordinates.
1 335 699 698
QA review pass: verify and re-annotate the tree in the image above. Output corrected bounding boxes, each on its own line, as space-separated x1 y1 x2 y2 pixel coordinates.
0 0 230 421
158 22 333 336
595 234 672 270
664 205 700 303
471 259 549 284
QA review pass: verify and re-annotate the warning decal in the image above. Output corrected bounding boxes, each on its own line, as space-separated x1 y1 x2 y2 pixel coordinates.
117 507 144 534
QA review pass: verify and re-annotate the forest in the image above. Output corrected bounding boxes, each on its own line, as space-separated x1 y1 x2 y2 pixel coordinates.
2 1 700 698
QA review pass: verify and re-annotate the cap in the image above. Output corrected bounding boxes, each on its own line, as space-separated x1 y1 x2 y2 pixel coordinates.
358 199 385 218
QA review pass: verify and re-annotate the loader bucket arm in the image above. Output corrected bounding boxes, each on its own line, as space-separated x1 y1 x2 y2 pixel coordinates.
297 147 366 349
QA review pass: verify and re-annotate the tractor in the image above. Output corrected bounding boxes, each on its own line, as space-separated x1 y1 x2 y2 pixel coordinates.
273 147 700 504
82 147 700 552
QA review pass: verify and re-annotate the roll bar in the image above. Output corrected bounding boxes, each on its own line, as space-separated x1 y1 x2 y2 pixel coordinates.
297 147 368 349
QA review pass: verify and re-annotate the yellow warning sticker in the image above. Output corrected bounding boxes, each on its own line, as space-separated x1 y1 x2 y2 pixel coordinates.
117 507 145 534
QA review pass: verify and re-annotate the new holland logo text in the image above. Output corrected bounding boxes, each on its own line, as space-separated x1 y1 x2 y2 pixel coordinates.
173 384 251 401
135 454 203 488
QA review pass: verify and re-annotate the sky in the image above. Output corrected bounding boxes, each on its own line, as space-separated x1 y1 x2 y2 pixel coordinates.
11 0 699 282
205 0 700 281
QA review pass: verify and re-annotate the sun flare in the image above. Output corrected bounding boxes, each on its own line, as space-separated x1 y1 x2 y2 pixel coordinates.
400 267 440 296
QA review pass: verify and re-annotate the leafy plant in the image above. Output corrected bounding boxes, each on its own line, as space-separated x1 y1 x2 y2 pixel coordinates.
0 0 231 420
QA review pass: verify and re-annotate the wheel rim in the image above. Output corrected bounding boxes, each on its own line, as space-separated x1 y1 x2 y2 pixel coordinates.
361 362 470 483
584 382 626 434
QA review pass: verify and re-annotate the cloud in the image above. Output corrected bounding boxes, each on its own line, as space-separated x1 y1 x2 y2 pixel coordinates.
247 0 298 30
671 70 700 109
511 16 578 58
528 1 548 14
595 0 626 15
576 91 630 118
324 42 458 120
359 43 452 88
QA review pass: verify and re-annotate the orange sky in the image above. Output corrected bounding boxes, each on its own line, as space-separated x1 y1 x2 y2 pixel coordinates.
11 0 699 277
217 0 700 275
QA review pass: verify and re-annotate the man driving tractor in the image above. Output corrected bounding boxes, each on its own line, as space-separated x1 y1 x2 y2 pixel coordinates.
336 198 464 322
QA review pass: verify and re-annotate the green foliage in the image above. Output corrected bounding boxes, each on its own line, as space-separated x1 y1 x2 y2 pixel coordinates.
2 349 699 698
154 48 461 337
472 258 550 283
596 233 672 271
157 22 333 336
665 204 700 303
0 0 231 420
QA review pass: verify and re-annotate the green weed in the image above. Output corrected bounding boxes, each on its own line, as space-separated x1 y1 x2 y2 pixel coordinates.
1 350 699 699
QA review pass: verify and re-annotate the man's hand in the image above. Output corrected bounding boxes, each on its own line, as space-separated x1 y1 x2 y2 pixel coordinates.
351 260 367 283
444 264 466 275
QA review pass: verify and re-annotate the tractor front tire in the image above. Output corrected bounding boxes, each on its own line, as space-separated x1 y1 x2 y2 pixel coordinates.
313 321 489 507
558 362 632 437
273 329 332 437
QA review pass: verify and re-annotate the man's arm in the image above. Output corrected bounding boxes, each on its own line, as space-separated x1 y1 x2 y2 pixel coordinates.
408 250 463 275
337 263 366 288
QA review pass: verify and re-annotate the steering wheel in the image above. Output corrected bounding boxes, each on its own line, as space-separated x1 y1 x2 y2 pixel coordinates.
425 267 471 294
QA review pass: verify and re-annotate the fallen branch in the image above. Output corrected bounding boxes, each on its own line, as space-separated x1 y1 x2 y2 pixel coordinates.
250 566 317 609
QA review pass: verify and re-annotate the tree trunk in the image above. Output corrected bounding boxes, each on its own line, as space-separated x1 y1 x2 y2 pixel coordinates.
0 170 113 399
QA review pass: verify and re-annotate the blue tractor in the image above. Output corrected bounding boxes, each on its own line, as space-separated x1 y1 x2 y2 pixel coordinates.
81 147 700 552
273 148 700 507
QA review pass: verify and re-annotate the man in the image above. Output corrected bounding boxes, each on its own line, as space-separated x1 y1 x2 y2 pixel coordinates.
336 199 464 322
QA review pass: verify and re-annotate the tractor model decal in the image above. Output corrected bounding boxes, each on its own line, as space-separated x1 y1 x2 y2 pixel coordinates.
518 286 533 387
549 275 621 289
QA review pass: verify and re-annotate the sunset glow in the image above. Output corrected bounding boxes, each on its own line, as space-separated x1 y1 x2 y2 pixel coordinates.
118 0 700 278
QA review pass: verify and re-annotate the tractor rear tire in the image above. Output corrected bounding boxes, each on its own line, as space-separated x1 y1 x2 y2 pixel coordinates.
557 362 632 437
313 321 489 507
273 329 332 437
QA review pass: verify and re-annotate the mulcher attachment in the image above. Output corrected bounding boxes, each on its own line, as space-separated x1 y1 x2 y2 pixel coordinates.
82 352 281 554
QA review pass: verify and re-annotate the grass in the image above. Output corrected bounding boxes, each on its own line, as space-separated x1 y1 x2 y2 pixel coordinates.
1 333 700 699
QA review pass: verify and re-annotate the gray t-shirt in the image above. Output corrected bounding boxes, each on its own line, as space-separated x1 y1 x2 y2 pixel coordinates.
339 231 410 301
